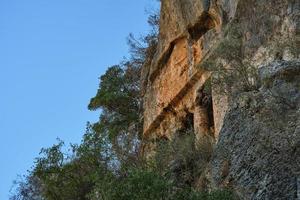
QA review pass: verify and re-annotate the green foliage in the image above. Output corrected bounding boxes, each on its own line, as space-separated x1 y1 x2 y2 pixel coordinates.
31 127 112 200
87 8 159 163
99 169 171 200
153 128 212 190
86 10 160 164
88 65 140 117
88 64 141 143
11 126 235 200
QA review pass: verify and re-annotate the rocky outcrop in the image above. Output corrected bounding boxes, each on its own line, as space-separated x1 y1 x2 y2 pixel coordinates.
142 0 299 141
141 0 300 198
212 61 300 199
142 0 223 147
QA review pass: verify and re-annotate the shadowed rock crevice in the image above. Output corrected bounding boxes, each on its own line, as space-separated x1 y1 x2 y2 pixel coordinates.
149 40 176 82
188 14 216 41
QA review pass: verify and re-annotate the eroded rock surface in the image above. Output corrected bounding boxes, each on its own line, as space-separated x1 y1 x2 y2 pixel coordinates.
141 0 300 198
212 61 300 199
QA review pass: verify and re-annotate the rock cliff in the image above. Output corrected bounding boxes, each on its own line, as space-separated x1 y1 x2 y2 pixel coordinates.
212 61 300 199
141 0 299 199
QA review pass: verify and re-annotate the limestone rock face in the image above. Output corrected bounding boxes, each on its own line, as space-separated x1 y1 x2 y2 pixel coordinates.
142 0 223 142
141 0 299 198
212 61 300 199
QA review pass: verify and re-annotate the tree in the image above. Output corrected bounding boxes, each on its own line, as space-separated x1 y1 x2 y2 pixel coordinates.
88 11 159 165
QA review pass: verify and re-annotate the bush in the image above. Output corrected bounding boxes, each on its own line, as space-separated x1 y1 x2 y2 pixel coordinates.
88 168 236 200
154 132 199 186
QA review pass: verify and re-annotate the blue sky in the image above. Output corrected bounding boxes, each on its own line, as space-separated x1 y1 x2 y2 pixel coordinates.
0 0 159 199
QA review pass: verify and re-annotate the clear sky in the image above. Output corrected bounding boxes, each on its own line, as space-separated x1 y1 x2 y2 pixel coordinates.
0 0 159 199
